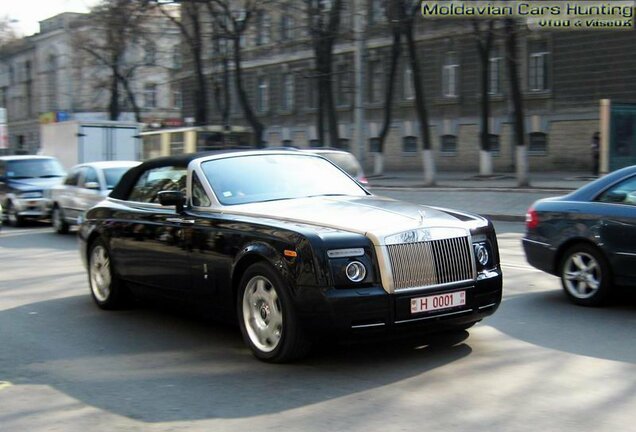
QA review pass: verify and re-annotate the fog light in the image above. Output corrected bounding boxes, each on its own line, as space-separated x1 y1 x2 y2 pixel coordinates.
345 261 367 282
474 243 489 266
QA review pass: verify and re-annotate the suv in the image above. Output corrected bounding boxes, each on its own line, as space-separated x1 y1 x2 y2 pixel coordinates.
0 156 66 227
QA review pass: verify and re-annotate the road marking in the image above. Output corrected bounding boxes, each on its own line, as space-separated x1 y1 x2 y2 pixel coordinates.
0 381 13 391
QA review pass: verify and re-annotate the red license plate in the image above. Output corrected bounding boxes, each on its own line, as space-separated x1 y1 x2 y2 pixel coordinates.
410 291 466 314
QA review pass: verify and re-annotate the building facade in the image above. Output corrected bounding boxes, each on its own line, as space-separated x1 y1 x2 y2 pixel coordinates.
177 0 636 173
0 10 182 155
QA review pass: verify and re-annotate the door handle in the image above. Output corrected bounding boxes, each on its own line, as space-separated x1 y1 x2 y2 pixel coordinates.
165 217 195 224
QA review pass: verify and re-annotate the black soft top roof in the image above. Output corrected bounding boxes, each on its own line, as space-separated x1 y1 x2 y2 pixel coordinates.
110 150 242 200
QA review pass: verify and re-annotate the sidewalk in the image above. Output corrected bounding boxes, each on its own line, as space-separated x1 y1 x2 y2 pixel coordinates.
367 171 597 222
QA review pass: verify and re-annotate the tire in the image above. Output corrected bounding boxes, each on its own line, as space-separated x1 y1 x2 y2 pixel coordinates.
237 262 311 363
5 201 23 227
52 205 69 234
88 238 130 310
560 243 612 307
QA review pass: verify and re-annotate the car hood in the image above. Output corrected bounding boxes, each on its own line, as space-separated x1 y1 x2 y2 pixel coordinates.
7 177 64 192
228 195 486 245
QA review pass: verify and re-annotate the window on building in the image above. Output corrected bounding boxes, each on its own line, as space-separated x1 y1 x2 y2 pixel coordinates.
256 11 271 45
403 136 418 153
172 87 182 109
306 77 317 109
144 42 157 66
144 83 157 108
257 77 269 113
489 50 502 95
170 132 185 155
46 55 58 111
0 86 7 108
173 46 182 69
338 138 350 150
441 134 457 155
489 134 500 156
281 73 294 112
442 52 459 97
403 64 414 100
528 41 549 92
368 60 382 103
309 139 321 147
369 137 381 152
280 15 293 40
336 64 350 107
282 139 294 147
529 132 548 154
369 0 385 24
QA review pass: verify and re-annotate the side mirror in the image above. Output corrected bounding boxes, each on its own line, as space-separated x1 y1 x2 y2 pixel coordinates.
84 181 101 190
158 190 186 213
604 191 627 203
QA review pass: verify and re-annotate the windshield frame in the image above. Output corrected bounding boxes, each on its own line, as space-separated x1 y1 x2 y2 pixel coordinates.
194 152 369 208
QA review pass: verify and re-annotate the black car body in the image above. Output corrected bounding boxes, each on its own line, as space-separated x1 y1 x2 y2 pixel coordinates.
523 165 636 306
79 151 502 362
0 156 66 226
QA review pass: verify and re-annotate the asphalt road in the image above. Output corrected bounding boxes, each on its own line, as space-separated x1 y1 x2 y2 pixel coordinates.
0 222 634 432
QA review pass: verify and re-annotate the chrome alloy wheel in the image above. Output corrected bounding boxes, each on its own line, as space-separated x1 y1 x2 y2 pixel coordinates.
562 251 601 300
90 245 112 302
242 275 283 353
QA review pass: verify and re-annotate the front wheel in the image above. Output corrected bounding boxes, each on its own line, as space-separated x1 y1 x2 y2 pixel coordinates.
52 206 69 234
5 201 23 227
560 244 611 307
88 239 130 309
237 262 311 362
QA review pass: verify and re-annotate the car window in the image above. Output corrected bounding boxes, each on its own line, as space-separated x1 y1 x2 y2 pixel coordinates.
103 167 133 190
597 175 636 205
6 159 65 179
64 168 81 186
192 172 211 207
128 166 187 203
82 167 99 187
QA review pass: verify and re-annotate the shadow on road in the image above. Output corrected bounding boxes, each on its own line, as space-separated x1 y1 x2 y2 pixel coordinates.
0 294 472 422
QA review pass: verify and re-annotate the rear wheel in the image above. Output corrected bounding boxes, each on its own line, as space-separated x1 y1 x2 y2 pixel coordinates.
237 262 311 362
88 238 130 309
560 243 611 307
52 205 69 234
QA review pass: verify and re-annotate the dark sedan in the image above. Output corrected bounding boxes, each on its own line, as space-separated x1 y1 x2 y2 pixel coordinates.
523 165 636 306
80 150 502 362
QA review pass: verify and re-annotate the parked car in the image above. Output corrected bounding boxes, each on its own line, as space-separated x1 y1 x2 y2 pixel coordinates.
523 165 636 306
0 155 66 227
302 148 368 185
49 161 140 234
80 150 502 362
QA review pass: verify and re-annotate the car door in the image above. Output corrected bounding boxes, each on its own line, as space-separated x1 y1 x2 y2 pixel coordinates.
110 165 192 300
76 166 104 216
595 174 636 285
57 168 81 221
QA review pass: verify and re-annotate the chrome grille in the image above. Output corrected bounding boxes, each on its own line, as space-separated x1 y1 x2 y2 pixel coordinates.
386 236 475 290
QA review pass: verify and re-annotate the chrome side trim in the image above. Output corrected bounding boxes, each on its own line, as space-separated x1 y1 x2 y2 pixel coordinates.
616 252 636 257
395 308 472 324
478 303 497 310
522 238 550 247
351 322 387 329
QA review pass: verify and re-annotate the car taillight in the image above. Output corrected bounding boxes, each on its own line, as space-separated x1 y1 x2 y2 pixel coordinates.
526 207 539 229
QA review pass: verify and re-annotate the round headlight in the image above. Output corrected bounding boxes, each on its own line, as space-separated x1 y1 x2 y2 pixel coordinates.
345 261 367 282
474 243 489 266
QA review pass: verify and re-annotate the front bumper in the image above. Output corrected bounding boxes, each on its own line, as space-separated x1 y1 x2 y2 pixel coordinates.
295 268 502 340
12 198 51 219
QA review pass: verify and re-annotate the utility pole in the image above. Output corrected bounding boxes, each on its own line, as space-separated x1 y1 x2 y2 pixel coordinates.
353 0 367 166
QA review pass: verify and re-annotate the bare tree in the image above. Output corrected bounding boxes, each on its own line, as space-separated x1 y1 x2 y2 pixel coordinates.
473 19 495 176
305 0 343 148
373 0 404 175
0 15 19 45
402 1 435 185
504 18 529 186
157 0 209 125
73 0 157 122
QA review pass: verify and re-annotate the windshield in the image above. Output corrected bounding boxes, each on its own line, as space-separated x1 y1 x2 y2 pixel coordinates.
103 167 133 190
201 154 367 205
319 152 362 177
6 159 66 179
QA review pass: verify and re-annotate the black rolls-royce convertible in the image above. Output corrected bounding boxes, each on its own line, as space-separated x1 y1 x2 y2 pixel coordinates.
79 151 502 362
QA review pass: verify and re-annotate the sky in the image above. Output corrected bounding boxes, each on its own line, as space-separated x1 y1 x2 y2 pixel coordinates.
3 0 100 37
